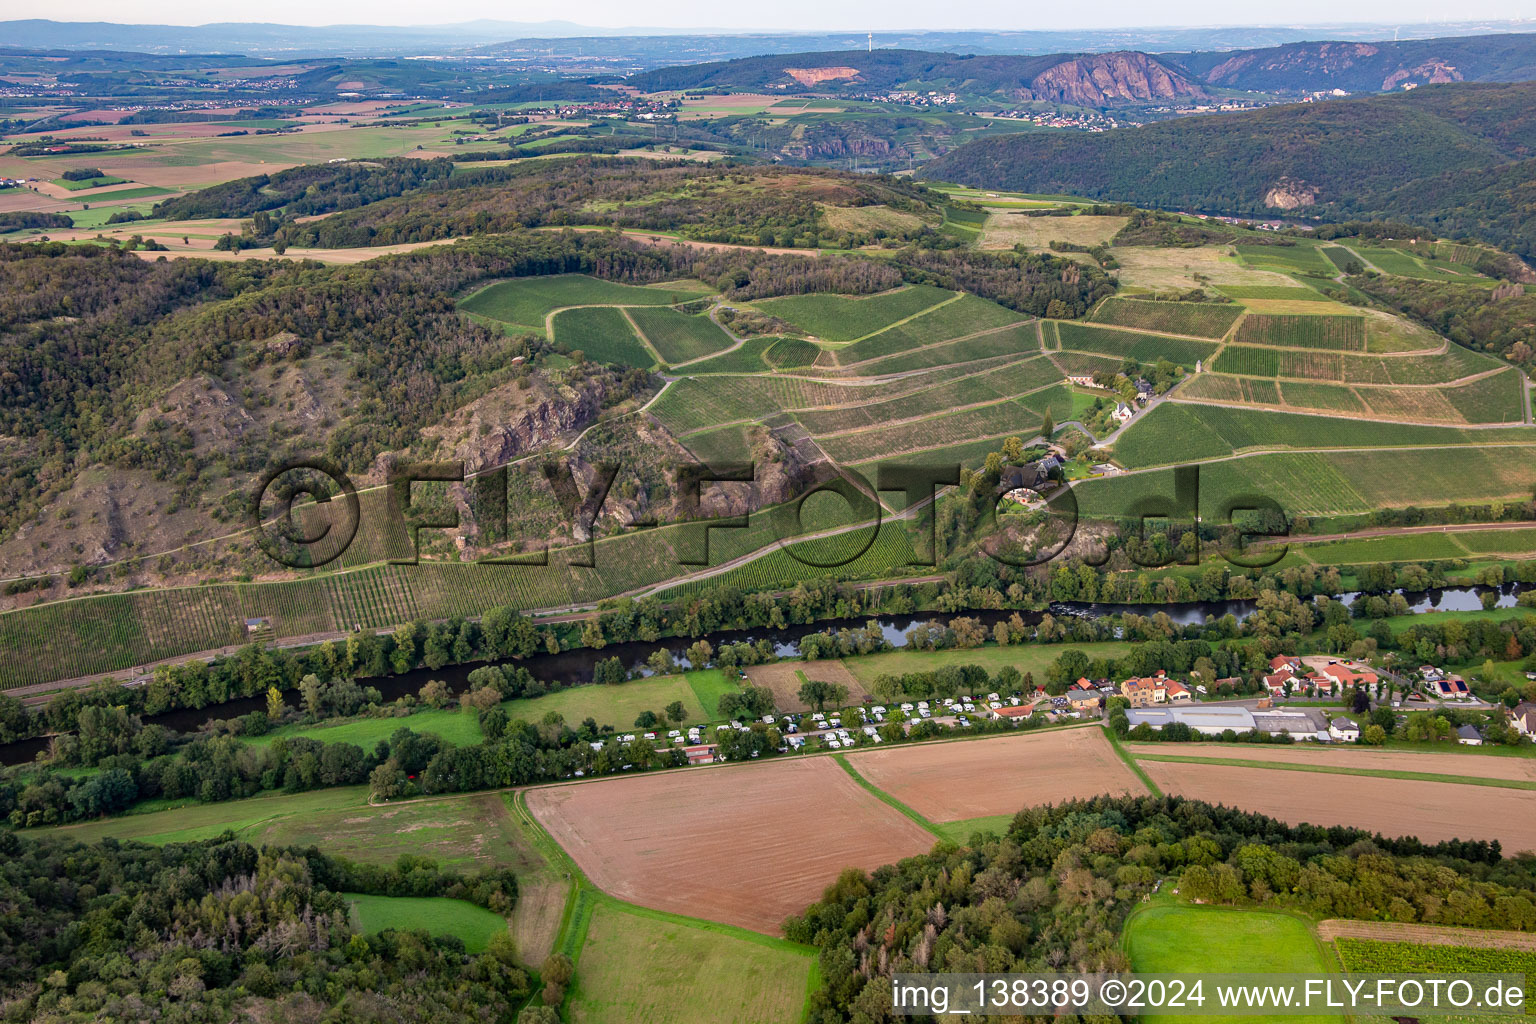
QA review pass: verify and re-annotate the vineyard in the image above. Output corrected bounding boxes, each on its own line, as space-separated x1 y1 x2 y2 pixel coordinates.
1054 321 1218 367
821 295 1027 367
1334 938 1536 1004
1087 296 1242 338
1234 314 1366 351
625 306 734 364
551 306 656 368
753 285 953 342
459 274 709 333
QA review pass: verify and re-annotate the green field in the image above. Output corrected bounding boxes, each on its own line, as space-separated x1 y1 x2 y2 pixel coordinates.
348 894 509 953
1123 903 1333 1024
1081 443 1536 517
1110 402 1529 469
841 640 1130 686
755 285 953 342
53 174 127 190
1087 297 1242 338
245 706 485 750
551 305 656 367
1296 533 1472 564
1234 314 1366 351
459 274 710 332
565 902 814 1024
830 294 1027 366
1055 321 1217 367
500 670 735 731
626 305 734 364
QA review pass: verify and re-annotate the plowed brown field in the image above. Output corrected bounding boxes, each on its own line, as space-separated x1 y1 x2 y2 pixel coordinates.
1123 743 1536 782
847 727 1146 822
525 757 935 933
1142 760 1536 853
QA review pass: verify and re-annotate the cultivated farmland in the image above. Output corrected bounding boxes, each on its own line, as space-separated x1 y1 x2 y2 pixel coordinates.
459 274 709 332
844 728 1146 822
1088 297 1242 338
1234 314 1366 351
754 285 953 342
524 757 936 932
551 306 656 367
1139 760 1536 853
1122 744 1536 783
626 306 735 364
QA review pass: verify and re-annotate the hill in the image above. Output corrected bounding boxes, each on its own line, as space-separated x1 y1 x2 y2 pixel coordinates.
1169 33 1536 94
625 49 1211 107
921 82 1536 258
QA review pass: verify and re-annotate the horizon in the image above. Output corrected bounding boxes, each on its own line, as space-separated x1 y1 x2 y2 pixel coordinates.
9 8 1536 33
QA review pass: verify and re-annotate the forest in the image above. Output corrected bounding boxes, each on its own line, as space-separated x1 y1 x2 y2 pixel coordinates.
0 831 529 1023
922 82 1536 258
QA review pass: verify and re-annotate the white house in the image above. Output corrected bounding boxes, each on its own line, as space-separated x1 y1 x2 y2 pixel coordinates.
1112 403 1133 424
1327 717 1360 743
1456 724 1484 747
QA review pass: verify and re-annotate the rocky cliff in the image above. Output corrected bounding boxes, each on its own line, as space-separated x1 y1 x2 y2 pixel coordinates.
1022 52 1209 106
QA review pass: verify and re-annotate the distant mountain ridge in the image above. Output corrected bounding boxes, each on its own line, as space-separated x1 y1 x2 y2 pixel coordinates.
624 49 1210 105
623 32 1536 102
1168 33 1536 93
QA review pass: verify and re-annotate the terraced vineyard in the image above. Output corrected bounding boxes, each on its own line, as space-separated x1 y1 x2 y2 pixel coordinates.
460 274 711 332
754 285 953 341
1086 296 1241 338
551 306 656 368
627 306 735 364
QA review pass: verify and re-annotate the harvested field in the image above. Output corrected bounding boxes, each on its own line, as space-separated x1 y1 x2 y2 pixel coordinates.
745 660 867 712
1122 743 1536 783
1316 920 1536 951
846 728 1146 822
978 212 1128 251
1140 761 1536 853
525 758 935 933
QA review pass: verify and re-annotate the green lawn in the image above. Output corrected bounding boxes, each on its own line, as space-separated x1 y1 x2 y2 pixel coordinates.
245 706 485 749
348 893 508 952
565 901 814 1024
1123 903 1333 1024
501 670 732 731
929 813 1017 845
34 785 370 845
842 641 1130 686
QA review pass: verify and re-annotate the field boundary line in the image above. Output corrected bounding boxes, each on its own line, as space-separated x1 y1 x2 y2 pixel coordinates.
512 789 822 1018
836 290 963 346
1129 752 1536 790
833 319 1034 371
1104 727 1162 797
831 752 943 839
617 306 667 365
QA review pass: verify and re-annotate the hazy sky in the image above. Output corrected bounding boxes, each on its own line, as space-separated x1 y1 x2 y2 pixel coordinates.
29 0 1536 29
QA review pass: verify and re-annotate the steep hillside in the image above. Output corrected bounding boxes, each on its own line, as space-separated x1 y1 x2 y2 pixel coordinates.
1170 33 1536 94
921 82 1536 257
626 49 1210 106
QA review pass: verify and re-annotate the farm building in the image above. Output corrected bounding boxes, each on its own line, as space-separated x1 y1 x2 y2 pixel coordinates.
1124 706 1256 736
1250 708 1330 742
1327 717 1360 743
